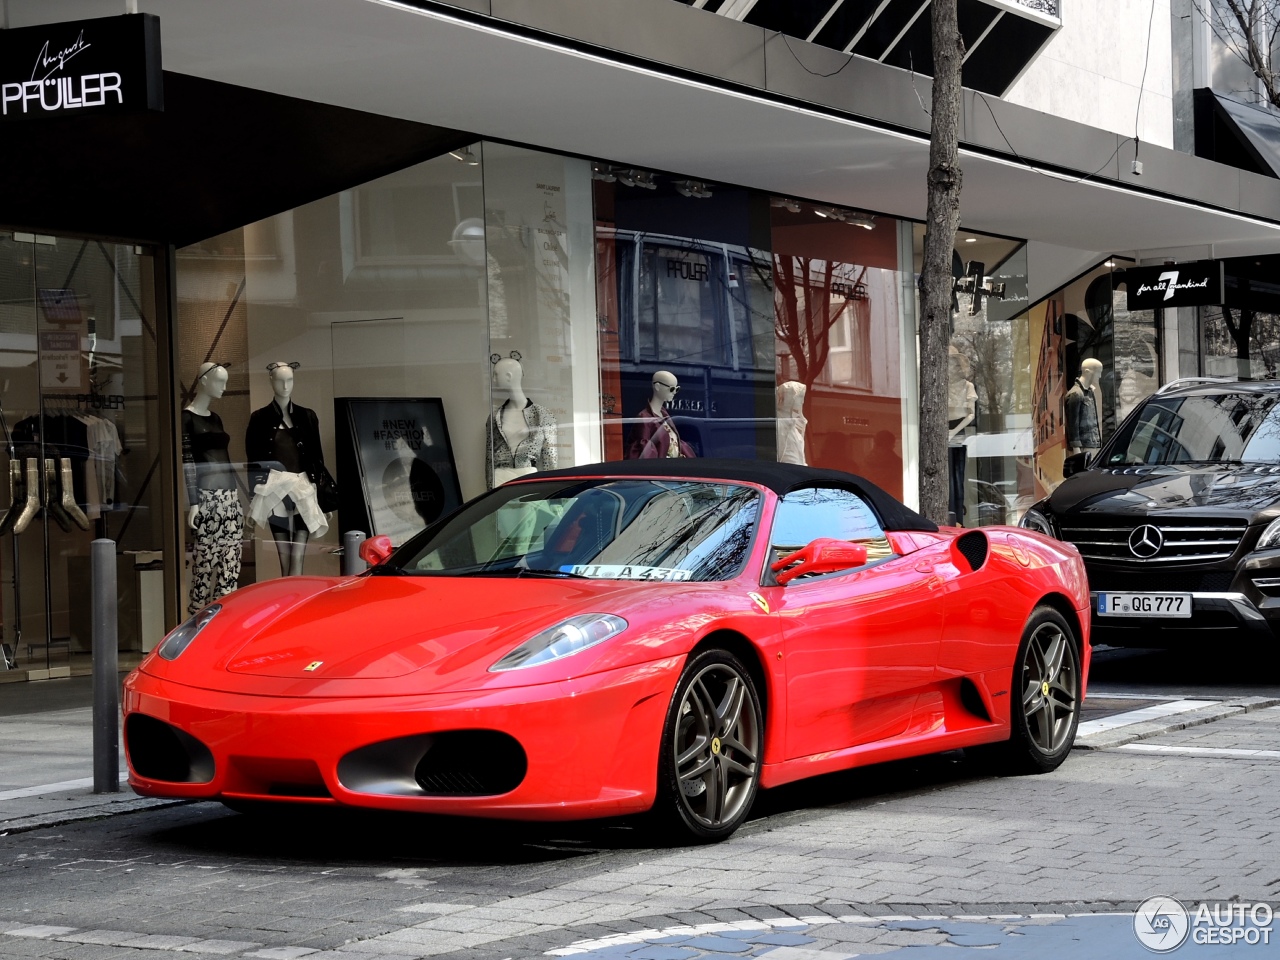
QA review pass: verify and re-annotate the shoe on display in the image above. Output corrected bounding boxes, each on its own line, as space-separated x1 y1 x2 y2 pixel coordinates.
59 458 89 530
44 459 73 532
12 459 40 535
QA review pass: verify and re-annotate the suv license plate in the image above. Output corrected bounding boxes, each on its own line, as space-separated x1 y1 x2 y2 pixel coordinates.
1097 593 1191 618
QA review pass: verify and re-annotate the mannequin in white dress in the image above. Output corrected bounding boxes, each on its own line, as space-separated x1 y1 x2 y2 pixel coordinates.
776 380 808 465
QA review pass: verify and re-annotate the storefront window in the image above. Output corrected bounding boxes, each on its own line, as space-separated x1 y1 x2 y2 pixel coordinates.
1201 306 1280 379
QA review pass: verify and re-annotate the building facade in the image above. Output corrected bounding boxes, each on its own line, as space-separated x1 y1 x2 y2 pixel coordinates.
2 0 1280 681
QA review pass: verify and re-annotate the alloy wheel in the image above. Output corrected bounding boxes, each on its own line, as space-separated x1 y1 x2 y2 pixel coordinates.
1020 620 1079 755
672 662 760 829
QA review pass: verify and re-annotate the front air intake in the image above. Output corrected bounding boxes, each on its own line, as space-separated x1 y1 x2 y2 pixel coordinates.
125 714 215 783
414 731 527 796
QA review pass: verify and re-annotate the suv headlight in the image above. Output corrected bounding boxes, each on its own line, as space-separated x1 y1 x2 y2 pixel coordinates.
1020 507 1055 537
490 614 627 672
1257 517 1280 551
157 604 222 661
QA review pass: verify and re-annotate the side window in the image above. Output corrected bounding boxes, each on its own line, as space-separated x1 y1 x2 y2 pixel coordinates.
770 487 891 569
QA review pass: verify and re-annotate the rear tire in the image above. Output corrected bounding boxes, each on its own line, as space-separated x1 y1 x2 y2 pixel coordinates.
985 606 1082 775
653 649 762 842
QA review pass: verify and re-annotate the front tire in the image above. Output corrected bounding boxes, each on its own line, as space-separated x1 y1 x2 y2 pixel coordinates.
654 649 762 842
991 606 1082 774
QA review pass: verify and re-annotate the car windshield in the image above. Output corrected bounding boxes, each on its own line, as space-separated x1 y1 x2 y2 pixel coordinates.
389 478 762 582
1105 392 1280 466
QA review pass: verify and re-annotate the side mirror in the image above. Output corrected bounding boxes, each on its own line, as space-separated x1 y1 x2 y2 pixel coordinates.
771 538 869 585
358 535 394 568
1062 452 1089 478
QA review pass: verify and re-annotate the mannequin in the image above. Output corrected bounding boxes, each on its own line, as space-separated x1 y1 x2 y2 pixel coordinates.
776 380 808 465
1065 357 1104 457
245 362 329 577
947 347 976 525
183 362 242 611
486 352 558 488
628 370 695 459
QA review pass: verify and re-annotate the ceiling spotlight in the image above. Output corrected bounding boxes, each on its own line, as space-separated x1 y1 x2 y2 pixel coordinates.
771 197 802 213
448 146 480 166
814 206 846 221
1104 260 1116 267
674 179 713 198
591 162 616 182
964 237 977 243
846 213 876 230
632 170 658 190
614 169 637 187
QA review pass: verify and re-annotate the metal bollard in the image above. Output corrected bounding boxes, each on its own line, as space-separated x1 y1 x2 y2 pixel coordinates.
342 530 367 577
91 538 119 794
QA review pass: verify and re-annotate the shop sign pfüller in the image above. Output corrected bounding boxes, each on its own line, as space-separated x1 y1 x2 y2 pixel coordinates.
0 13 162 122
1125 260 1224 309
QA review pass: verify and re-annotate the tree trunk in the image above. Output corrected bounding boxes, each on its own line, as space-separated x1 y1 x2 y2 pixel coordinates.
919 0 965 524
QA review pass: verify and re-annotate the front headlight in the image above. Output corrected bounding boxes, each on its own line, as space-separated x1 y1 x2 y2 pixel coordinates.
1257 517 1280 551
490 613 628 672
1020 507 1055 537
157 604 222 661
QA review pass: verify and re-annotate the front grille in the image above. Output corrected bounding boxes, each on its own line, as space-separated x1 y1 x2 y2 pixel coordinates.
1060 517 1247 565
414 731 527 796
1084 567 1236 593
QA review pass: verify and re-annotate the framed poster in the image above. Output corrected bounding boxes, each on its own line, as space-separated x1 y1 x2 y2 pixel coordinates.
335 398 463 545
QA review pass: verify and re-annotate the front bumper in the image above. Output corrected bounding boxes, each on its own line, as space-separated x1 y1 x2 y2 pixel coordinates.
123 656 680 820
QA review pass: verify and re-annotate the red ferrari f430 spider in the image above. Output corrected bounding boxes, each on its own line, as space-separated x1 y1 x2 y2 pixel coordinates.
125 460 1090 841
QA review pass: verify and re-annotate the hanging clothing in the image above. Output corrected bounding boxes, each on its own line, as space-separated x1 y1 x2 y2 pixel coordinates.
11 412 91 506
188 488 244 614
486 399 558 487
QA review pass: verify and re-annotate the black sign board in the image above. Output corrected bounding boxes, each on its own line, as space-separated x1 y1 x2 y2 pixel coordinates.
1125 260 1223 309
1 14 161 122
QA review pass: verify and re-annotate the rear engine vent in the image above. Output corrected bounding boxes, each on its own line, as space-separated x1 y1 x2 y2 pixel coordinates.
414 731 527 796
125 714 215 784
955 531 989 572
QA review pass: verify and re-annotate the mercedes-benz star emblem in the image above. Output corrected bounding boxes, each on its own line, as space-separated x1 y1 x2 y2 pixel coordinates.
1129 524 1164 559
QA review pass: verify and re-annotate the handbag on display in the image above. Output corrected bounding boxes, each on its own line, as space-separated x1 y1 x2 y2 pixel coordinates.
308 463 340 514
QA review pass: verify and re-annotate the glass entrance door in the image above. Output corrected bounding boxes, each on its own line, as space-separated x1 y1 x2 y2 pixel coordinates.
0 230 170 678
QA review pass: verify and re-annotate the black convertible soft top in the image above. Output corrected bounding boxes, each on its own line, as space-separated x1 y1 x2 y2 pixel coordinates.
521 458 938 533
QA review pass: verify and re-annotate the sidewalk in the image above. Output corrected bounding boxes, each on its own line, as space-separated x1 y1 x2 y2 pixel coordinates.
0 676 184 835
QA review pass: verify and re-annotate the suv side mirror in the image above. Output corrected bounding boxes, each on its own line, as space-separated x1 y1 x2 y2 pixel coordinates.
1062 451 1089 478
772 538 869 585
358 535 394 567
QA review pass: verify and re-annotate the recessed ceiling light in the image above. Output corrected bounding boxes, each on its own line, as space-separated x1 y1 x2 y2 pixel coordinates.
964 237 977 243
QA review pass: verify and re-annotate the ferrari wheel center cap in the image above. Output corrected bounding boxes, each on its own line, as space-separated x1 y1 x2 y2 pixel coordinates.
1042 680 1050 697
711 737 721 755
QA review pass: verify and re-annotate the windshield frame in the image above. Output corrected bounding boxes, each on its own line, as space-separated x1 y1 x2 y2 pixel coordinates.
376 475 768 583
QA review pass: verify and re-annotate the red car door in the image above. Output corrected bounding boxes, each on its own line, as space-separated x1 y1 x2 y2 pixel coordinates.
765 487 945 761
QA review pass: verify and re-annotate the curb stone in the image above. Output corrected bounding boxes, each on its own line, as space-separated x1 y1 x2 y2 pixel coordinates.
0 796 191 836
1073 696 1280 751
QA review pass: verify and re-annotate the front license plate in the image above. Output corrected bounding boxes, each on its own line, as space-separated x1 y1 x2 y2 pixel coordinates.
1096 593 1192 618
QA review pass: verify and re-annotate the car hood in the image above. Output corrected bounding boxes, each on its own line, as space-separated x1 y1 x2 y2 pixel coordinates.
144 573 740 694
1050 462 1280 520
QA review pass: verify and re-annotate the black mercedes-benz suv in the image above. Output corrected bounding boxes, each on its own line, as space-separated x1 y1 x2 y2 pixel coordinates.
1022 379 1280 646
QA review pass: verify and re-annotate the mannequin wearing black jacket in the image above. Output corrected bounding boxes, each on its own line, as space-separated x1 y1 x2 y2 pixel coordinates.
245 362 327 576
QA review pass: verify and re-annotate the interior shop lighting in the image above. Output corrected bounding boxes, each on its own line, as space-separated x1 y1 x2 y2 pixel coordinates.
674 180 713 198
591 163 617 182
846 213 877 230
813 206 846 221
770 197 802 213
965 237 977 242
448 146 480 165
631 170 658 190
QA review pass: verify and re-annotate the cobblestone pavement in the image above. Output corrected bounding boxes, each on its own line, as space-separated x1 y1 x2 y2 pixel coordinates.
1 709 1278 960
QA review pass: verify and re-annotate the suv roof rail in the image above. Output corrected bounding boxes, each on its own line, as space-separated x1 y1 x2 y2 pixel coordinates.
1156 376 1241 395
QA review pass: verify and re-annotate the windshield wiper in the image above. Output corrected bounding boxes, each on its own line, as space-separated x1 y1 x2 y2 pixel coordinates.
449 567 590 579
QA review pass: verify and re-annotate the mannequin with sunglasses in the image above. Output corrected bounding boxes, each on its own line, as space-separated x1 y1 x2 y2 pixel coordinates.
183 362 243 612
627 370 695 459
245 362 328 576
487 352 558 488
